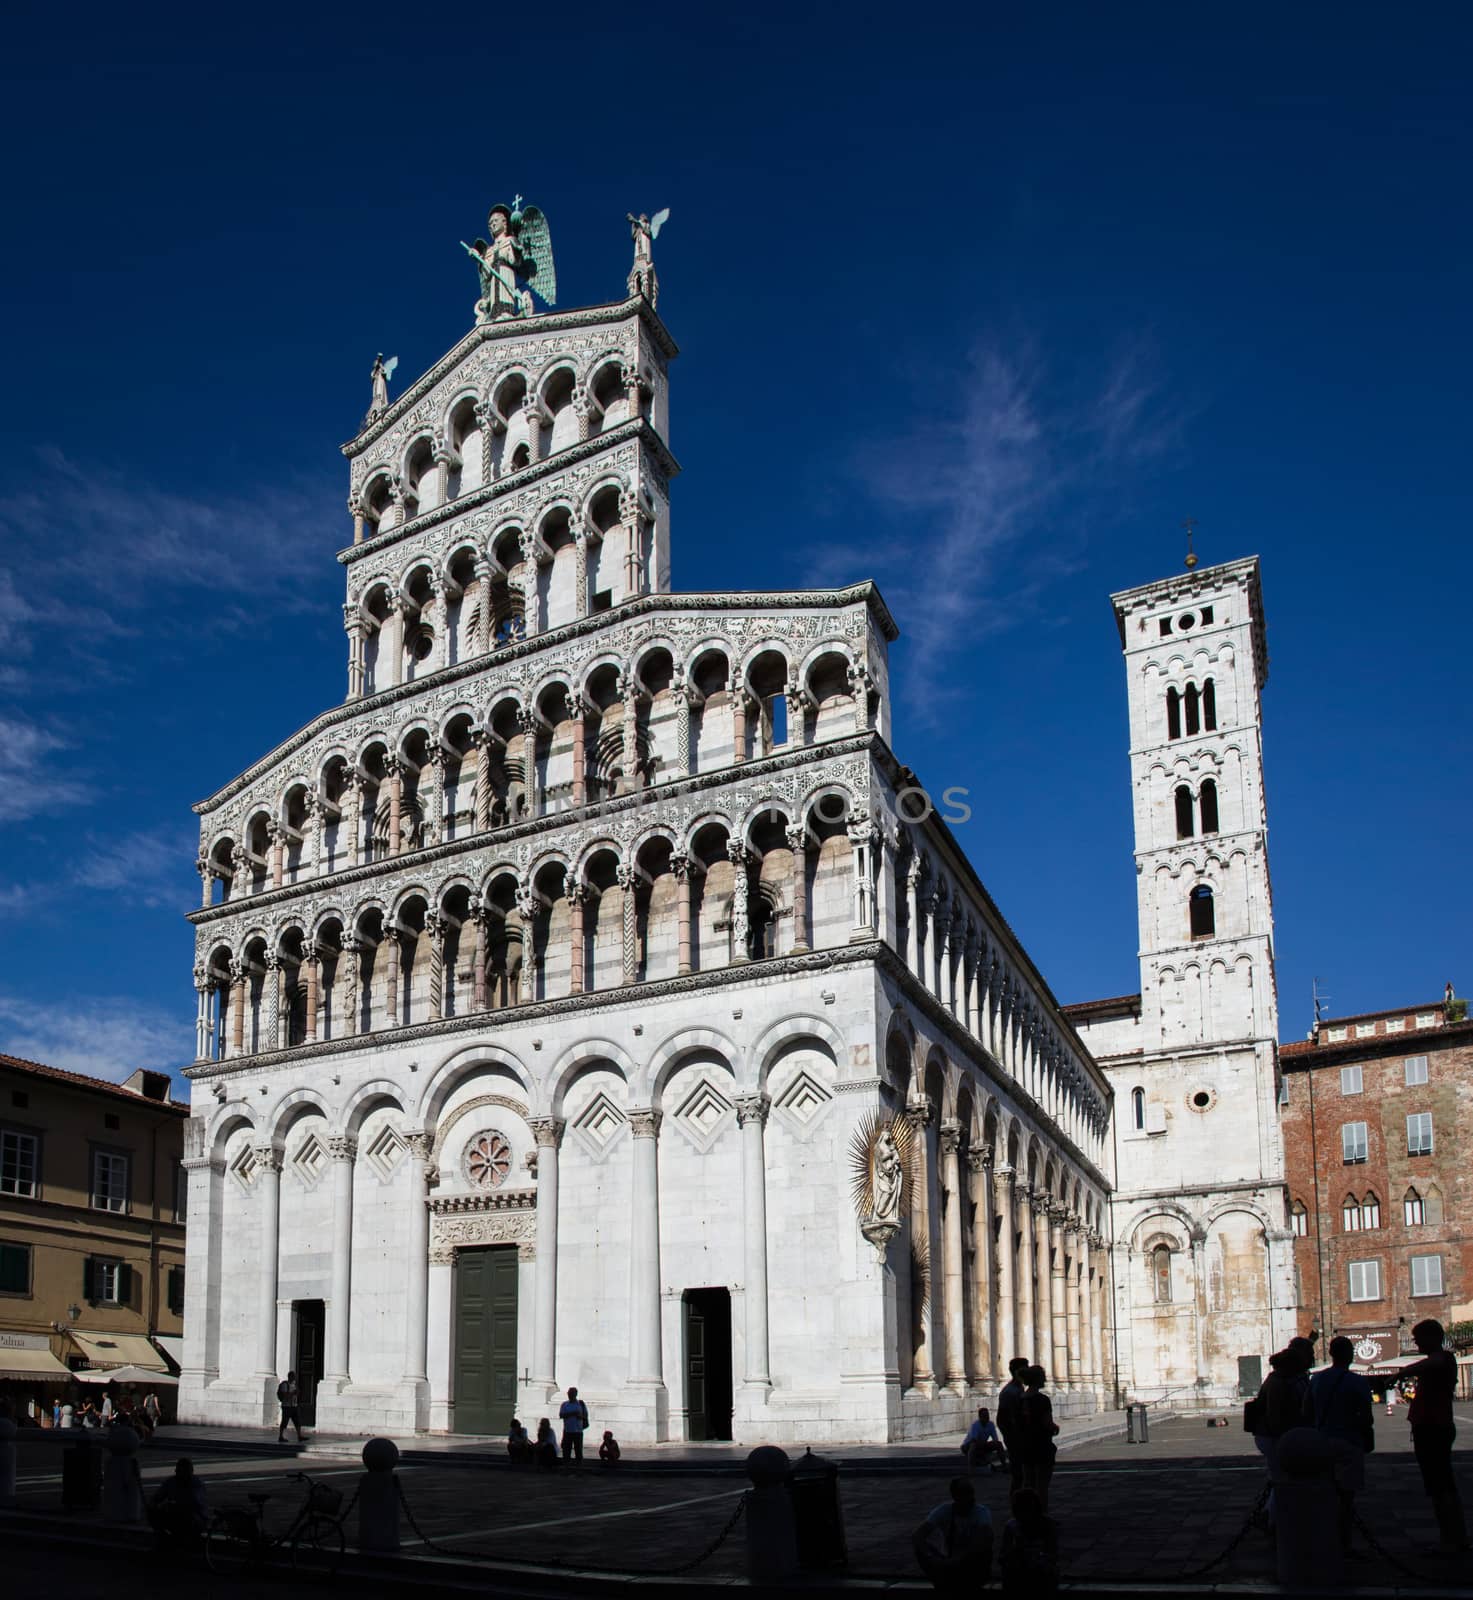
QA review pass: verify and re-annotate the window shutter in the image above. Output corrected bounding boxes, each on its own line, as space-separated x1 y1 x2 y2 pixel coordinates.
83 1256 96 1303
116 1262 133 1305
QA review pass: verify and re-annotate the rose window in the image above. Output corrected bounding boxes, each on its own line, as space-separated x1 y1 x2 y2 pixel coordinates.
464 1131 512 1190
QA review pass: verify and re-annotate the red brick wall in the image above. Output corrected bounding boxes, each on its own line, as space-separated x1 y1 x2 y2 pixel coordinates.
1281 1021 1473 1352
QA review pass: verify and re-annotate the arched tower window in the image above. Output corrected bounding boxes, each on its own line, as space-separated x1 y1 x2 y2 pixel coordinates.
1404 1187 1424 1225
1424 1184 1444 1225
1362 1191 1380 1229
1188 885 1215 939
1151 1244 1172 1303
1131 1087 1146 1130
1175 785 1195 839
1199 779 1219 834
1184 683 1201 736
1341 1193 1361 1232
1203 677 1217 730
1166 687 1182 741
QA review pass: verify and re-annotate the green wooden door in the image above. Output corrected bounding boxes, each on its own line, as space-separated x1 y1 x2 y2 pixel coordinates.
685 1295 709 1440
453 1247 518 1434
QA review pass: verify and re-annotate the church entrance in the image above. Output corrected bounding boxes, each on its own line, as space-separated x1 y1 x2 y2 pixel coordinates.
453 1246 519 1435
682 1287 733 1441
290 1300 325 1425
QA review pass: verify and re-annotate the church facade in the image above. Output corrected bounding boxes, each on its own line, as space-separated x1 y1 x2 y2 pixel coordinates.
177 213 1113 1442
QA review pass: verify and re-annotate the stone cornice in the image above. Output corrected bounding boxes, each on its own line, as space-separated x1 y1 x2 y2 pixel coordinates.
342 296 679 457
188 733 876 925
338 418 679 568
183 939 884 1082
428 1188 536 1215
191 585 898 816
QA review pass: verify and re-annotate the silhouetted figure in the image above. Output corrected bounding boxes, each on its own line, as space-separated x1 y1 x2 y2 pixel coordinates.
599 1430 621 1466
1400 1319 1470 1554
1307 1334 1374 1554
149 1458 208 1550
507 1418 533 1467
999 1487 1059 1596
962 1406 1006 1474
996 1357 1031 1493
1251 1341 1313 1525
1019 1366 1059 1509
912 1475 993 1592
534 1418 559 1471
559 1385 589 1462
276 1370 304 1442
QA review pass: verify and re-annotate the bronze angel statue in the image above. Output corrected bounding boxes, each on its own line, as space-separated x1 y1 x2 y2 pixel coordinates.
461 198 557 323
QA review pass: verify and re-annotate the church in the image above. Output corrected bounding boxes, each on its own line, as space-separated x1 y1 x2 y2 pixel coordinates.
176 202 1287 1441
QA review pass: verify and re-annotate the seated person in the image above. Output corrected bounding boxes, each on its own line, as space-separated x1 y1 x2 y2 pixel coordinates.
962 1406 1007 1471
599 1429 621 1466
150 1458 209 1547
533 1418 559 1471
999 1488 1059 1597
506 1418 533 1466
912 1476 993 1590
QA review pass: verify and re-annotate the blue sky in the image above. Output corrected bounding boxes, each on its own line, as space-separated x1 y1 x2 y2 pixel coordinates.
1 3 1468 1085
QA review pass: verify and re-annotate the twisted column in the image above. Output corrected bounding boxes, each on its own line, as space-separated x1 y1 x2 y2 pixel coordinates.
617 864 639 984
674 685 692 776
426 912 445 1021
517 709 541 817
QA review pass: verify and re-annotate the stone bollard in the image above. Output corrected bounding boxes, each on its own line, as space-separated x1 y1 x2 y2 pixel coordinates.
1275 1427 1345 1591
101 1425 144 1524
358 1437 401 1554
743 1445 798 1583
0 1416 16 1509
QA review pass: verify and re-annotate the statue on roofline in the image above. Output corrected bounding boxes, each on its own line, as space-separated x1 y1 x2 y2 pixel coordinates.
461 197 557 324
627 208 669 308
369 352 397 419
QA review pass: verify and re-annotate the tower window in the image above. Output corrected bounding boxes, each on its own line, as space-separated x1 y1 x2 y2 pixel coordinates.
1199 779 1219 834
1184 683 1201 736
1341 1121 1368 1163
1407 1112 1433 1156
1175 785 1195 839
1203 678 1217 731
1131 1087 1145 1130
1158 617 1173 637
1188 885 1215 939
1404 1055 1428 1086
1166 688 1182 741
1290 1200 1308 1236
1404 1187 1424 1226
1199 605 1214 625
1151 1244 1172 1304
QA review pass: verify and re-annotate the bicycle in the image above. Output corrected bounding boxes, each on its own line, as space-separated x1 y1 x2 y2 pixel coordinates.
205 1469 346 1576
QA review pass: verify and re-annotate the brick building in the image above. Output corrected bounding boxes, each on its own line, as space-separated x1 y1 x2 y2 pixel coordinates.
0 1054 187 1398
1280 995 1472 1365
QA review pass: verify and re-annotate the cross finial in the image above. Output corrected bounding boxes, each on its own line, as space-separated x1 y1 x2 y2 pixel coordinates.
1182 517 1198 570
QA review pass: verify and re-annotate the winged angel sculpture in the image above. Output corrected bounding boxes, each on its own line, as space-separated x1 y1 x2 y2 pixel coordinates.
461 199 557 324
627 208 669 307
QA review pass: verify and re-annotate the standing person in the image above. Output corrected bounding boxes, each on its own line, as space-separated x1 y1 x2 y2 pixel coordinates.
100 1392 113 1424
1307 1335 1374 1554
1249 1344 1312 1526
911 1476 993 1592
1019 1366 1059 1510
1399 1320 1470 1555
51 1398 61 1428
276 1371 304 1443
996 1358 1031 1494
558 1385 589 1463
143 1391 162 1431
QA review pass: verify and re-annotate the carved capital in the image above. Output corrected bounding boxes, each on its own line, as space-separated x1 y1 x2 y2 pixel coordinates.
404 1132 434 1163
616 862 639 892
904 1095 933 1131
938 1119 963 1157
530 1117 565 1150
785 822 808 854
735 1093 770 1128
327 1135 357 1163
250 1143 282 1174
628 1108 662 1139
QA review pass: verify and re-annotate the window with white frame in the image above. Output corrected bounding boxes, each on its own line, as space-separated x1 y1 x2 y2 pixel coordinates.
1386 1017 1404 1033
91 1149 130 1213
86 1257 128 1305
1407 1112 1434 1156
1415 1012 1435 1028
0 1127 39 1197
1348 1259 1382 1302
1404 1187 1425 1226
1327 1026 1347 1041
1131 1087 1145 1131
1341 1121 1368 1163
1340 1064 1363 1095
1342 1192 1380 1231
1355 1023 1376 1038
1404 1055 1428 1086
1410 1254 1443 1297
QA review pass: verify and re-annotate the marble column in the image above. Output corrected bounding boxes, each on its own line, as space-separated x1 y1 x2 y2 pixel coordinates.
736 1095 772 1391
474 557 494 655
1034 1199 1055 1383
426 912 445 1021
382 929 400 1029
567 885 587 995
193 970 211 1060
229 960 246 1056
349 495 365 546
967 1149 993 1384
992 1163 1016 1378
530 1119 563 1391
907 1100 935 1388
1068 1221 1086 1393
1051 1212 1071 1389
786 824 809 953
343 774 364 868
1014 1183 1036 1370
628 1111 665 1387
905 865 923 979
674 686 692 776
1091 1237 1108 1402
403 1133 432 1385
848 821 877 937
304 952 320 1043
731 688 748 766
473 731 497 831
936 910 955 1013
674 856 693 975
421 748 444 846
196 854 213 909
572 529 589 619
617 864 639 984
517 710 541 817
516 889 539 1004
727 841 750 963
340 936 360 1037
567 692 587 807
785 685 807 748
253 1144 282 1380
619 676 642 792
325 1136 356 1382
386 757 403 856
264 955 283 1051
269 824 286 889
939 1121 967 1389
471 904 489 1010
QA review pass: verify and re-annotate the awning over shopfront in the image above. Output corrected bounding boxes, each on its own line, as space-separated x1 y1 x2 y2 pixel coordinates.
67 1331 168 1372
72 1363 178 1386
152 1335 183 1372
0 1346 76 1382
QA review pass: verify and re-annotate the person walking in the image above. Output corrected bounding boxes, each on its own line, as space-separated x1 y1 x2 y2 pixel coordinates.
143 1391 162 1431
1019 1366 1059 1510
1306 1335 1374 1554
1399 1319 1470 1555
996 1358 1031 1494
558 1385 589 1463
276 1371 304 1443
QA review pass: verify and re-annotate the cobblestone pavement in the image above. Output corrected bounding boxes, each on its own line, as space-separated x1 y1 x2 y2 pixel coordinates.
12 1406 1472 1588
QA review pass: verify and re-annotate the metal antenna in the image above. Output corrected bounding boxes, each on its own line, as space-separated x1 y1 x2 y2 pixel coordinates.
1182 517 1199 570
1313 977 1331 1028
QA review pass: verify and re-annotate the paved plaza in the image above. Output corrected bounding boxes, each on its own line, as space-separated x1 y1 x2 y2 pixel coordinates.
8 1407 1472 1590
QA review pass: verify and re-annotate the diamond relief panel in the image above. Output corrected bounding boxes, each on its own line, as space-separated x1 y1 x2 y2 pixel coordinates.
672 1077 735 1153
365 1124 407 1182
229 1145 258 1191
570 1091 628 1162
291 1133 327 1189
773 1068 833 1139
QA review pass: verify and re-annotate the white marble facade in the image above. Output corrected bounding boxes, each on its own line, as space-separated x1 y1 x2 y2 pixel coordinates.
178 278 1112 1442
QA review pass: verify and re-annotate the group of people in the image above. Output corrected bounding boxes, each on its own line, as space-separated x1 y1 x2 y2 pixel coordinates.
1248 1318 1468 1557
507 1387 621 1469
914 1358 1064 1594
33 1391 162 1437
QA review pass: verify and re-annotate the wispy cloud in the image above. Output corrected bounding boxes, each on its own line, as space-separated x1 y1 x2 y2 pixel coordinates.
0 990 194 1084
0 713 95 822
808 335 1183 700
71 824 197 909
